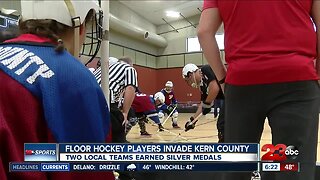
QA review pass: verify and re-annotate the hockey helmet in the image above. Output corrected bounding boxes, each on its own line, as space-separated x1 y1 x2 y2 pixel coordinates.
182 63 199 78
154 92 165 104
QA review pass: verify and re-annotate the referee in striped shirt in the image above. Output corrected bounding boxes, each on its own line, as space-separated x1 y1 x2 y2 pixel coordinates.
94 56 138 143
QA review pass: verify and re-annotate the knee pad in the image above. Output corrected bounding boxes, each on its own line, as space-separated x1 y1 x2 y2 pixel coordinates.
172 112 178 118
128 117 138 126
125 117 137 135
137 114 148 123
172 112 178 124
138 120 146 132
158 112 164 119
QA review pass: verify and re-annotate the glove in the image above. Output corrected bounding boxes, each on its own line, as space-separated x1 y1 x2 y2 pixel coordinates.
202 108 211 115
167 104 176 112
185 117 197 132
202 101 212 115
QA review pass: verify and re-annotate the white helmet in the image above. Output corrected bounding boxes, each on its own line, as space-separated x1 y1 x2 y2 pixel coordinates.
165 81 173 88
21 1 102 64
109 57 118 66
21 1 100 27
154 92 165 104
182 63 199 78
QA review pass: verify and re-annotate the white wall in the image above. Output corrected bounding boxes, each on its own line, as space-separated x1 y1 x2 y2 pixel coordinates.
157 14 224 56
110 0 158 55
157 14 200 55
0 1 21 14
109 30 158 55
110 0 156 33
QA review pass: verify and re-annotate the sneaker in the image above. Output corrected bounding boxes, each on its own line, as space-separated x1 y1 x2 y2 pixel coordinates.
172 123 181 129
158 124 165 132
140 131 152 136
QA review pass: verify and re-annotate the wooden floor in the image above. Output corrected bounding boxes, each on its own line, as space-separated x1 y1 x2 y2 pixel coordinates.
127 113 320 162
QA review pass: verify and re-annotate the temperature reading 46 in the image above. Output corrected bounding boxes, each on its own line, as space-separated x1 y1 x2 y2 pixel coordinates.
142 164 151 170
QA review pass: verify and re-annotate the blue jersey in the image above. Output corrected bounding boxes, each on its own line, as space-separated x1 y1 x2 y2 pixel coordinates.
0 38 110 143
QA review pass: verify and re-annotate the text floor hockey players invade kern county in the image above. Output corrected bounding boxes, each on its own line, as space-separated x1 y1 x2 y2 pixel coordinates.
1 0 320 180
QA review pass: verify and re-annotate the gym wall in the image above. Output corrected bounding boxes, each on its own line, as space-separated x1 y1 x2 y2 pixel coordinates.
110 41 221 102
0 1 21 13
110 42 225 102
108 0 228 103
157 15 201 55
134 65 201 103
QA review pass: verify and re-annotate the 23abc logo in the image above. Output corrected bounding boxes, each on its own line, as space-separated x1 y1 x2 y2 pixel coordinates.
261 144 299 161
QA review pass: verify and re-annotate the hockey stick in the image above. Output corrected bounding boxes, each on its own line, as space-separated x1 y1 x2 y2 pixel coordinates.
170 113 203 142
145 117 184 137
147 121 179 135
157 105 177 132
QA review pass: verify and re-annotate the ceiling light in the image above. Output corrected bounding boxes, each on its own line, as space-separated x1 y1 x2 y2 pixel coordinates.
166 11 180 18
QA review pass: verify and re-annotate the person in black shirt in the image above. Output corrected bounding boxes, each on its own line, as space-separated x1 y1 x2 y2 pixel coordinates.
182 63 225 142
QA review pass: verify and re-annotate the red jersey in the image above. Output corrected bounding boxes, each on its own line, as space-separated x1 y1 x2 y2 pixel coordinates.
203 0 318 85
132 93 156 113
160 89 177 106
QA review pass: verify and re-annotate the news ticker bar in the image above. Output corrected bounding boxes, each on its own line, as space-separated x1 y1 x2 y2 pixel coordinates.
58 153 257 162
24 143 259 162
58 143 259 153
10 162 258 172
261 162 299 172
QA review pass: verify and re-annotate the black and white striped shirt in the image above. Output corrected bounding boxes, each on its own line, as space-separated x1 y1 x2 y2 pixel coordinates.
93 62 138 103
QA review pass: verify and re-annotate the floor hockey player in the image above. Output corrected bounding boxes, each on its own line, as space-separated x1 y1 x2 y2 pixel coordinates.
182 63 225 143
127 91 165 136
159 81 180 128
0 1 114 179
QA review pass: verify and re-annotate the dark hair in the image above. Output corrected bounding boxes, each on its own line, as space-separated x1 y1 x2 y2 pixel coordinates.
0 28 18 43
97 60 101 67
18 9 95 53
19 19 67 53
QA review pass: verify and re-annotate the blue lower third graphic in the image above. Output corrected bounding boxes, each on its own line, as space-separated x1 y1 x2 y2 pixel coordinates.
9 162 40 172
24 143 57 161
41 163 70 172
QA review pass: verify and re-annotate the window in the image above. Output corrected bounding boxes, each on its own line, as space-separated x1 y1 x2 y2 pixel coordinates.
215 34 224 50
186 34 224 53
186 37 201 52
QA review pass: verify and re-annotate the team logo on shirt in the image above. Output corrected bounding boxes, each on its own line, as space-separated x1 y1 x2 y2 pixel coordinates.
169 95 173 99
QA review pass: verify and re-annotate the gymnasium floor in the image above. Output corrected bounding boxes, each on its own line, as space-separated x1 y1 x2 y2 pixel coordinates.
127 113 320 162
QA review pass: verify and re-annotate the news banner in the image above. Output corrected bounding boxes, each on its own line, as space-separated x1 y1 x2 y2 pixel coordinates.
9 143 299 173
